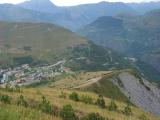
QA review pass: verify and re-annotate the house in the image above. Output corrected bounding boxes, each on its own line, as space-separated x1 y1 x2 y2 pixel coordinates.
63 67 72 73
0 74 8 84
16 79 26 84
0 74 3 84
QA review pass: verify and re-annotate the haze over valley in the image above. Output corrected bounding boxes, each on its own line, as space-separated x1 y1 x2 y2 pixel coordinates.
0 0 160 120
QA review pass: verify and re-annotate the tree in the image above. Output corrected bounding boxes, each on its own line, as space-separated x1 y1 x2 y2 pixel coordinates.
139 114 150 120
69 92 79 101
96 95 105 109
80 95 93 104
0 95 12 104
83 113 105 120
108 100 118 111
124 103 132 116
17 95 28 108
60 104 77 120
39 96 53 115
59 91 67 99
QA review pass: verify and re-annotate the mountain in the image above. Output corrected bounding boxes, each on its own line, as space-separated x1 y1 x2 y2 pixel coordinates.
0 21 132 72
16 1 137 31
1 1 160 31
0 21 86 67
78 10 160 82
128 1 160 14
2 1 160 31
18 0 60 14
0 4 57 23
77 16 130 53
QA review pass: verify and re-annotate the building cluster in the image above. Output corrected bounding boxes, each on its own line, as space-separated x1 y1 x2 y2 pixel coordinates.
0 60 71 87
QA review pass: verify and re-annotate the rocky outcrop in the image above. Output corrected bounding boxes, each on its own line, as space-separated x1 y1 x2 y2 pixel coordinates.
113 72 160 116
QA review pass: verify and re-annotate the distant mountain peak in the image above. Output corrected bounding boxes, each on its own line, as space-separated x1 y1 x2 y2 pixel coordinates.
27 0 54 3
18 0 58 14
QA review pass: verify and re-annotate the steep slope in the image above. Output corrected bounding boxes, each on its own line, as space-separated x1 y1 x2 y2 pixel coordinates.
52 1 136 31
78 10 160 58
128 1 160 14
78 16 127 52
70 70 160 116
116 72 160 116
78 12 160 82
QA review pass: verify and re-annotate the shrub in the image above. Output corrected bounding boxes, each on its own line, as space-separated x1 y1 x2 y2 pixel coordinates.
83 113 105 120
108 100 118 111
53 105 59 117
0 95 12 104
80 95 93 104
60 104 77 120
69 92 79 101
124 103 132 116
96 95 105 109
139 114 150 120
28 98 38 109
14 85 22 93
59 91 67 99
4 84 22 93
39 96 53 115
17 95 28 108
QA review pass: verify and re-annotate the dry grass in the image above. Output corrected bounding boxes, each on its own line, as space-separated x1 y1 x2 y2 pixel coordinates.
53 71 112 89
1 87 159 120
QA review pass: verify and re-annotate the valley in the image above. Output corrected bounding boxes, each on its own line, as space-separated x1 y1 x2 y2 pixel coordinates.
0 0 160 120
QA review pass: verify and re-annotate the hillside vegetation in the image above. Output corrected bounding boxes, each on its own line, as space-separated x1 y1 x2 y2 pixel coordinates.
78 11 160 83
0 21 86 67
0 21 132 72
0 87 159 120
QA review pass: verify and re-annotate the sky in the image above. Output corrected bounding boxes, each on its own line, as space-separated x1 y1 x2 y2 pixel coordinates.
0 0 159 6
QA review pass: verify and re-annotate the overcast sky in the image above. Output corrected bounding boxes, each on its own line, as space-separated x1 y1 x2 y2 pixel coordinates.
0 0 159 6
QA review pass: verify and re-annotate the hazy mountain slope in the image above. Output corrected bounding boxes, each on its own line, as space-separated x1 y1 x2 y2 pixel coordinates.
18 0 60 14
15 0 137 31
78 16 127 53
78 11 160 80
52 1 136 31
128 2 160 14
0 4 58 24
1 1 160 31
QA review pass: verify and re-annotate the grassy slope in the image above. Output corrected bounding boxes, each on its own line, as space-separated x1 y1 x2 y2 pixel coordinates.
0 88 159 120
0 103 59 120
0 21 87 66
82 76 128 102
0 21 132 73
43 71 132 102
